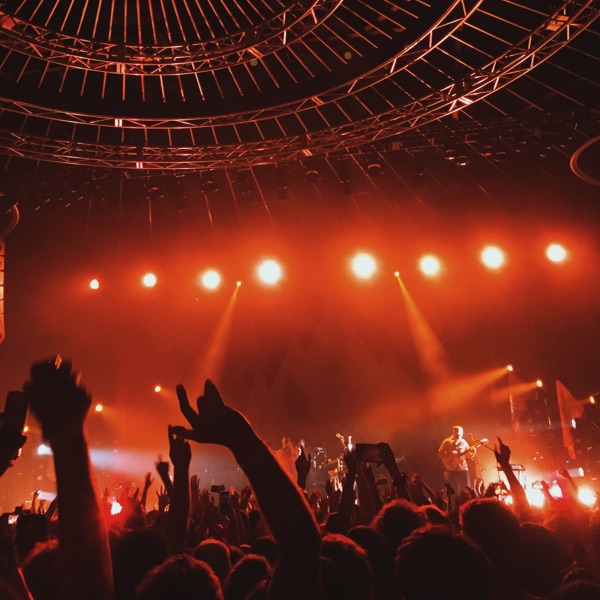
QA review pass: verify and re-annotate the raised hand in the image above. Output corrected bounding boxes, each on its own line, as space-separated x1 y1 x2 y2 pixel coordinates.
343 448 357 477
168 425 191 470
239 485 252 511
25 357 91 447
144 472 154 489
23 357 113 600
190 474 200 500
155 455 173 498
156 486 170 513
494 436 511 466
155 458 170 481
295 444 312 489
170 381 251 452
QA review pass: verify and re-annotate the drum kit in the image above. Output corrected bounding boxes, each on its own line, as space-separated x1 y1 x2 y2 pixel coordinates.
308 437 349 490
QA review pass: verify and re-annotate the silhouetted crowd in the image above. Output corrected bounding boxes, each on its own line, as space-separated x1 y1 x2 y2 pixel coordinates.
1 357 600 599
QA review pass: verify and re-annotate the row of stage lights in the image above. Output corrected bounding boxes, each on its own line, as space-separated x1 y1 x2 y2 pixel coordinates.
87 243 570 291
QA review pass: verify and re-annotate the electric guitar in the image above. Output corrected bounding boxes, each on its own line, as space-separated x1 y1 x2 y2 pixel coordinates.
441 438 488 471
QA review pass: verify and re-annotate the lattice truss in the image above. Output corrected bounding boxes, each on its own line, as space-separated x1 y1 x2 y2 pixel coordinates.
0 0 597 169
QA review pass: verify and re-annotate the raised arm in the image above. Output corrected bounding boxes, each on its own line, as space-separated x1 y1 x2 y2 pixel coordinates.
0 391 28 477
494 437 532 520
171 380 321 600
166 425 191 554
24 357 113 600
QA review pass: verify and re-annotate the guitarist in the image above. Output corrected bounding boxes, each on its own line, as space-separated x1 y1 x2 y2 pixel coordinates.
438 425 474 493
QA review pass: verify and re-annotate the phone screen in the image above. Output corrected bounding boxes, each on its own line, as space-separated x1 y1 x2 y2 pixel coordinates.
355 443 383 463
219 491 231 512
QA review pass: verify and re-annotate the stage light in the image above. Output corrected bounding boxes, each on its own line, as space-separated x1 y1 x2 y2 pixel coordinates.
236 281 242 287
546 243 567 263
37 443 52 456
506 365 513 372
590 396 596 405
481 246 505 270
394 271 400 277
536 379 543 388
23 425 29 433
142 273 157 288
94 403 103 412
200 269 222 290
89 278 100 290
578 486 597 507
526 487 545 508
419 254 441 277
549 482 563 499
257 259 283 285
351 252 377 280
154 385 161 393
111 501 123 516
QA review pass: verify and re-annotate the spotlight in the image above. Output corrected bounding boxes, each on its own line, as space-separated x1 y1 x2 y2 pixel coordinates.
94 404 103 412
154 385 161 393
546 243 567 263
419 255 441 277
506 365 513 372
200 269 222 291
480 246 505 270
351 252 377 280
200 172 218 194
578 486 597 507
236 281 242 287
37 444 52 456
142 273 157 288
89 278 100 290
366 155 383 177
111 501 123 516
536 379 543 388
257 259 283 285
303 160 320 184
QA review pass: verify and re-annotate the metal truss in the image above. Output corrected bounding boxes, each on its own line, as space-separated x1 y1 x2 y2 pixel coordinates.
0 0 597 170
0 0 343 73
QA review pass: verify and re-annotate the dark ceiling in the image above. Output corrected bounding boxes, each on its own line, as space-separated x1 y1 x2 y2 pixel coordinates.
0 0 596 227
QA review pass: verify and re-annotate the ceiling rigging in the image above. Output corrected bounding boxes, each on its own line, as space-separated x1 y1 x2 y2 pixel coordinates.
0 0 597 170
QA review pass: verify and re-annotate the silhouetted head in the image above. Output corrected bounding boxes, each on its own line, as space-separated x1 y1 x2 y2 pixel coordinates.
112 528 169 600
135 554 222 600
320 533 372 600
194 539 231 591
225 554 271 600
395 525 493 600
372 499 426 552
459 497 520 570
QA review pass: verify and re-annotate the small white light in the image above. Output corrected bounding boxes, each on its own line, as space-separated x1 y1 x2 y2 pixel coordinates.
142 273 157 288
37 444 52 456
257 260 283 285
578 486 597 507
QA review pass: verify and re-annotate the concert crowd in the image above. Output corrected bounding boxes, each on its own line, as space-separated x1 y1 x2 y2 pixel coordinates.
1 357 600 599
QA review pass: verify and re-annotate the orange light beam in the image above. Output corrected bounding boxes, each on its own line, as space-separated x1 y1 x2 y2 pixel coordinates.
395 274 448 381
429 367 510 415
189 285 240 391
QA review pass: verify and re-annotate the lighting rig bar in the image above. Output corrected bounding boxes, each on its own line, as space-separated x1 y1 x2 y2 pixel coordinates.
0 0 596 169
